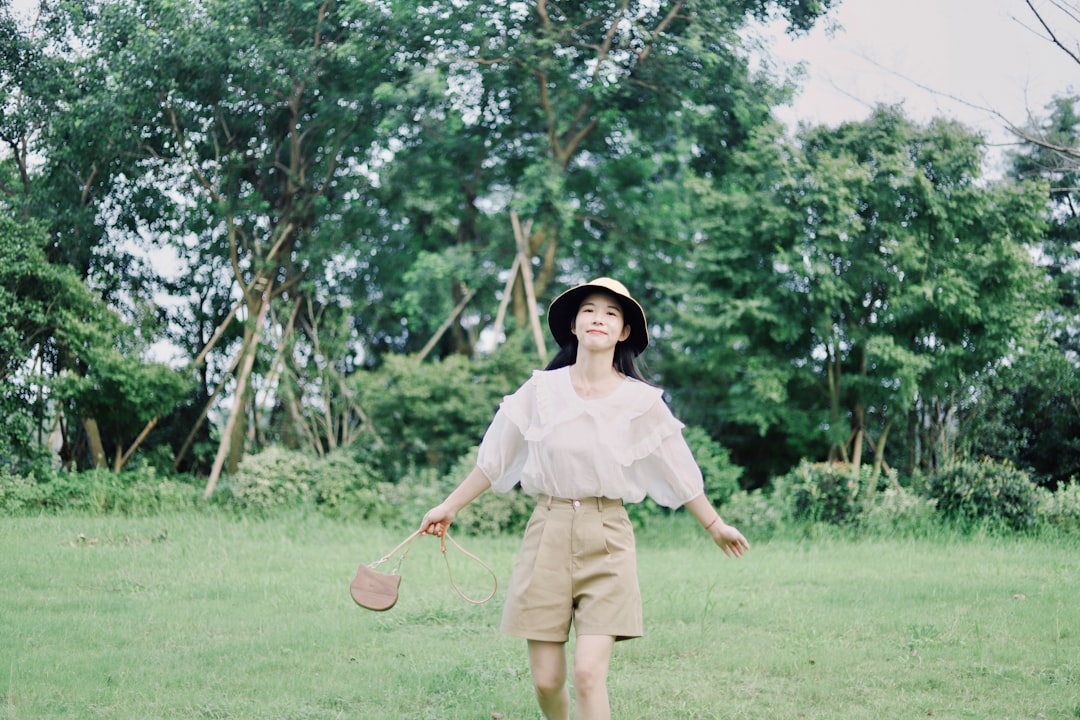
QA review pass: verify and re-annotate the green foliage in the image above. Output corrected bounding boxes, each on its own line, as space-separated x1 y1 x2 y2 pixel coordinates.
0 217 80 468
223 447 409 524
683 425 743 507
50 312 191 446
721 468 944 540
221 447 455 527
223 447 320 514
353 346 535 479
0 465 202 516
781 461 868 526
1036 481 1080 535
440 448 532 536
857 486 940 538
664 107 1050 485
0 471 43 515
960 343 1080 489
927 458 1039 532
0 214 189 471
718 488 790 539
1008 95 1080 381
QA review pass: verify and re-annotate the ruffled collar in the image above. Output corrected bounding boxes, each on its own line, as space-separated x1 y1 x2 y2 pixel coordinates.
538 367 661 422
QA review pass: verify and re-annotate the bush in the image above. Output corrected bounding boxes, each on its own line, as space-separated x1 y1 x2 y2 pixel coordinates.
1036 481 1080 535
0 464 202 516
0 470 45 513
683 425 743 507
223 447 414 524
306 451 393 521
780 461 870 526
926 458 1039 532
438 448 533 535
719 488 789 539
858 485 939 538
224 447 319 513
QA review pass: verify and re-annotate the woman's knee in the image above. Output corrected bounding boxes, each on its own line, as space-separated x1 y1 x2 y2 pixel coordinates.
532 666 566 697
572 661 609 695
528 641 567 697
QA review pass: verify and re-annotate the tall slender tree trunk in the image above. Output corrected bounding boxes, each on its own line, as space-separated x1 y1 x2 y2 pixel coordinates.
203 278 274 498
83 418 107 469
873 417 893 478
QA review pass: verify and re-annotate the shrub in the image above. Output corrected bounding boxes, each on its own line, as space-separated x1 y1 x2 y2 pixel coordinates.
0 464 201 516
683 425 743 507
858 485 939 538
431 448 532 535
780 461 869 525
223 447 412 523
719 488 789 539
224 447 319 513
926 458 1039 532
1036 481 1080 535
0 470 45 514
307 452 389 520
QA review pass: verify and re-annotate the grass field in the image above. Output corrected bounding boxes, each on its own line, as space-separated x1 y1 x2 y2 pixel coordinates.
1 511 1077 719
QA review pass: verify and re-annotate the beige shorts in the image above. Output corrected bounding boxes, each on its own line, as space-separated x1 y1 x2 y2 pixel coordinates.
500 495 643 643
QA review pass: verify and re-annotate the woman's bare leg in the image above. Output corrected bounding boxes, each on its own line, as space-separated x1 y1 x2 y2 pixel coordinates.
528 640 570 720
572 634 616 720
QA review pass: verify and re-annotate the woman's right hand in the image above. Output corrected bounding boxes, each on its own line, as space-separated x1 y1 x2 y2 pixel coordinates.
420 503 456 537
419 467 492 537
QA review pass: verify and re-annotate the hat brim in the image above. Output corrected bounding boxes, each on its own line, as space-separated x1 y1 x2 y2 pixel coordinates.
547 280 649 356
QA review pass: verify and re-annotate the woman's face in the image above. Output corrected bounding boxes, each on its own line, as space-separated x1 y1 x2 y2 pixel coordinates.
571 292 632 349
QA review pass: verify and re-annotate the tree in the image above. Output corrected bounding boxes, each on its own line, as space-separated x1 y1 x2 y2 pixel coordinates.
368 0 838 347
49 0 411 491
957 94 1080 487
2 0 190 471
0 214 187 472
663 107 1049 485
1010 95 1080 358
15 0 839 489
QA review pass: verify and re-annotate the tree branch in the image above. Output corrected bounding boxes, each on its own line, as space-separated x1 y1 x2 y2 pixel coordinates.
1026 0 1080 66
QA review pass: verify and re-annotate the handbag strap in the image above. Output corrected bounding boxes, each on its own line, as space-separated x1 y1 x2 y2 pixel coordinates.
369 528 497 605
369 528 424 573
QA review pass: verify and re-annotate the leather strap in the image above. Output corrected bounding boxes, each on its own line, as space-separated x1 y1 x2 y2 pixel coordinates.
369 528 497 605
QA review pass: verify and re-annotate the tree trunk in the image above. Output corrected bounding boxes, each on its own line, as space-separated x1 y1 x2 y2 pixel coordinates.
826 335 845 462
203 278 274 498
83 418 107 469
851 428 864 473
511 224 556 332
115 416 159 472
873 417 893 479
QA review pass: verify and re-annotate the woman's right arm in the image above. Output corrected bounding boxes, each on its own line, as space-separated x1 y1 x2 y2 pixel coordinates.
420 466 492 536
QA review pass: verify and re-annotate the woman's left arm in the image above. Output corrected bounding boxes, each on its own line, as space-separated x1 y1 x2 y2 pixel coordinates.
684 493 751 558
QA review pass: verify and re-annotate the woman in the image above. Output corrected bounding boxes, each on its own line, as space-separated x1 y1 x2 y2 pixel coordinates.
420 277 749 720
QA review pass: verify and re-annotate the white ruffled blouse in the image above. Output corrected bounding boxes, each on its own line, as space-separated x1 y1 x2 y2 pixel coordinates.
476 366 704 508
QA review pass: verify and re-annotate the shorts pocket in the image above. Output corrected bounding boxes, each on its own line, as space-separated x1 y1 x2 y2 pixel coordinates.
601 507 635 556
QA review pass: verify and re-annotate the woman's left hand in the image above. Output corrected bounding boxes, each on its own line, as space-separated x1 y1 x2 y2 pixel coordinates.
710 522 750 558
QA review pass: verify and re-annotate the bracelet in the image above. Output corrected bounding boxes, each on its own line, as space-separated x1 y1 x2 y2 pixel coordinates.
704 515 722 531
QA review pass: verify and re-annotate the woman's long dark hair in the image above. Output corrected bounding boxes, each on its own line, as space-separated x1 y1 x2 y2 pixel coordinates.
543 289 652 382
544 340 650 383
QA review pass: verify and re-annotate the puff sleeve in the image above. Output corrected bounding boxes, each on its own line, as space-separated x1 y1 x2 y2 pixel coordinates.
617 398 705 508
475 374 536 493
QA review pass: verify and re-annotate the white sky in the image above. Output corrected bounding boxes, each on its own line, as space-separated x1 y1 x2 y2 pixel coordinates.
760 0 1080 171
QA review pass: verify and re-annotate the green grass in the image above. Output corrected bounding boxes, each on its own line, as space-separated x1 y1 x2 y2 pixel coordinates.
1 512 1077 719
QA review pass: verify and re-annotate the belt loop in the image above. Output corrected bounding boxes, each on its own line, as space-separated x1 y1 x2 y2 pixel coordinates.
544 494 553 509
595 497 603 512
